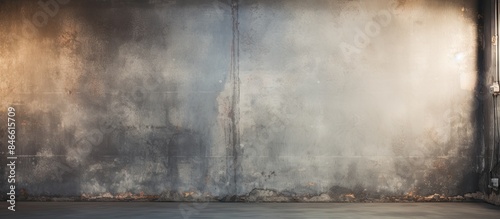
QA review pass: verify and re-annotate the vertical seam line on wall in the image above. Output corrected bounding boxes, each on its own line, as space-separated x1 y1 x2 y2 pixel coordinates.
230 0 240 196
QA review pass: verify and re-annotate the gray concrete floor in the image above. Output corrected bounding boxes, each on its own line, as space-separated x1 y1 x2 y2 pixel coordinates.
0 202 499 218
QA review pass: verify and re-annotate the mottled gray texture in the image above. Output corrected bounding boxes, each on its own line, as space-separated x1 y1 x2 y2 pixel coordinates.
0 0 487 202
0 0 235 198
237 0 480 197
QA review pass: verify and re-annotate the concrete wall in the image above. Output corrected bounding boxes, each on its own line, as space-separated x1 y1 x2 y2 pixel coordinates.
0 0 484 202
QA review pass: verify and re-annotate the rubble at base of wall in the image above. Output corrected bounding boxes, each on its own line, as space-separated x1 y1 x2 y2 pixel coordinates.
232 189 482 203
2 189 489 203
484 193 500 206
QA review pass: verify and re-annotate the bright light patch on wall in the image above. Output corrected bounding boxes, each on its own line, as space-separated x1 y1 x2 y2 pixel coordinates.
454 52 466 62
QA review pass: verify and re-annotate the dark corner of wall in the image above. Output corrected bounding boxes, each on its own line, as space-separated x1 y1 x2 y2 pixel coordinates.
478 0 500 206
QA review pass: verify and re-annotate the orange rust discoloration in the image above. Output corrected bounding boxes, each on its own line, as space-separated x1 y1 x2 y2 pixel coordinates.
80 192 160 201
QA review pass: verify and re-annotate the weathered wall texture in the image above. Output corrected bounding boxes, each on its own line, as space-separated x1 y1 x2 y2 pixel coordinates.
0 0 485 202
0 0 236 200
236 0 482 201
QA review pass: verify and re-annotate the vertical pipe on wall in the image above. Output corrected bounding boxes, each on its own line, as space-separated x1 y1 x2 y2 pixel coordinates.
497 0 500 82
496 0 500 170
492 0 498 173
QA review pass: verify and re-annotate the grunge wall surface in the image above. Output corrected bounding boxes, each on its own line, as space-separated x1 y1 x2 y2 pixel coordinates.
0 0 485 201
